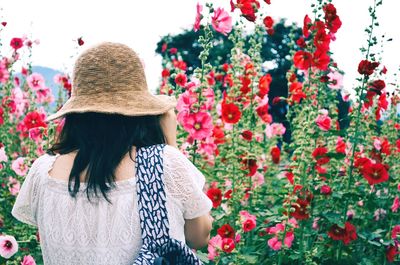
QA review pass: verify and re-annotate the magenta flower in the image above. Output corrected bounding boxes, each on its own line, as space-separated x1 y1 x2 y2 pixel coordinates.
0 235 18 259
193 3 203 32
392 196 399 213
207 234 222 261
0 66 10 84
315 109 332 131
211 8 232 36
268 236 282 251
11 157 28 176
21 255 36 265
183 111 213 140
27 73 45 91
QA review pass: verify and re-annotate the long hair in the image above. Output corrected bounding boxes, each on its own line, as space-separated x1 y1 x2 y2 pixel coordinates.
47 112 165 203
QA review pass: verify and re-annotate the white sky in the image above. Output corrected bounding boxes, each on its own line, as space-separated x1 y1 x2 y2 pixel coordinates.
1 0 399 93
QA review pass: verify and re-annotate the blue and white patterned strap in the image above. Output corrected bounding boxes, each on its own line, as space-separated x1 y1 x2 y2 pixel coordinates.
136 144 169 247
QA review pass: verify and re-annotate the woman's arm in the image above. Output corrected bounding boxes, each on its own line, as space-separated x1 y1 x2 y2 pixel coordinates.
185 214 213 249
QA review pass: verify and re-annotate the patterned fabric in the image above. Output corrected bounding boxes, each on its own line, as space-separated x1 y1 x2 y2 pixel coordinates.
134 144 202 265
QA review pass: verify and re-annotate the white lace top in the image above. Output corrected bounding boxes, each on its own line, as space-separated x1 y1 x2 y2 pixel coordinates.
11 145 212 265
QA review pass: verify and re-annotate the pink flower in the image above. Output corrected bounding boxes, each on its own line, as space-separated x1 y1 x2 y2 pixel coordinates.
29 127 44 143
27 73 45 91
194 3 203 32
327 71 343 89
239 211 257 232
265 123 286 138
284 232 295 248
315 109 332 131
182 111 213 140
268 236 282 251
252 172 265 188
211 8 232 36
35 87 54 104
0 66 10 84
21 255 36 265
0 235 18 259
202 87 215 111
0 147 8 162
392 196 399 213
199 137 217 156
11 157 28 176
8 177 20 196
207 235 222 261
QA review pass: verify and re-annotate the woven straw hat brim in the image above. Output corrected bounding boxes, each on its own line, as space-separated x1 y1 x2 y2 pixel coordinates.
46 92 176 122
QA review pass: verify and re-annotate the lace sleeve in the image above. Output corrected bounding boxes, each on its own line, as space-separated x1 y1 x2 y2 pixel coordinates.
164 145 212 220
11 155 47 227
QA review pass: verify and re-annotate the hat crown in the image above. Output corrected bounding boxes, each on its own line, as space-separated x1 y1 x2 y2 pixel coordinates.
72 42 147 96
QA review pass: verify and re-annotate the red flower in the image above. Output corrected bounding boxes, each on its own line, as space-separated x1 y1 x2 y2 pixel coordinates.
10 38 23 50
312 147 330 165
328 222 357 245
289 82 306 103
361 163 389 185
263 16 274 29
293 50 312 70
0 107 4 126
241 130 253 141
320 185 332 195
256 104 272 123
242 159 258 176
303 15 312 38
291 199 310 220
285 172 294 185
270 146 280 164
336 137 346 154
77 37 84 46
213 126 225 144
243 218 256 232
258 74 272 98
23 111 47 131
312 49 330 71
217 224 235 239
161 69 170 78
358 60 379 76
221 238 235 253
386 245 399 263
169 48 178 54
206 188 223 208
240 76 251 94
326 15 342 33
175 73 187 87
222 103 242 124
369 79 386 93
231 0 260 22
314 29 331 52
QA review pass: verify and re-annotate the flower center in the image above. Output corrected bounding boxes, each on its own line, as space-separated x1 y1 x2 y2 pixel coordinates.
194 123 201 130
5 240 12 249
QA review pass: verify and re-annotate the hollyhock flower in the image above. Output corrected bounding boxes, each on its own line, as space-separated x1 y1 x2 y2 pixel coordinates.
361 163 389 185
202 87 215 111
217 224 235 239
207 187 223 208
268 237 282 251
35 86 54 104
369 79 386 93
265 123 286 138
10 37 23 50
293 50 312 70
0 67 10 84
289 82 306 103
221 238 235 253
240 76 251 94
392 196 399 212
182 112 213 140
193 3 203 32
27 73 45 91
328 222 357 245
312 49 330 71
320 185 332 195
252 171 265 188
358 60 379 76
314 29 331 52
284 232 294 248
23 111 47 131
386 245 399 263
256 104 272 123
21 255 36 265
258 74 272 98
312 147 330 165
263 16 274 29
8 177 20 196
172 59 187 71
315 110 332 131
392 225 400 239
207 235 222 261
336 136 346 154
270 146 280 164
0 147 8 162
211 8 232 36
175 73 187 87
241 130 253 141
303 15 312 38
11 157 28 176
231 0 260 22
0 235 18 259
242 218 257 232
221 103 242 124
327 71 343 89
291 199 310 220
285 172 294 185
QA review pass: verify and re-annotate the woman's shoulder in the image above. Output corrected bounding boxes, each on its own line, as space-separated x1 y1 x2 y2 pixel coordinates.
27 153 59 178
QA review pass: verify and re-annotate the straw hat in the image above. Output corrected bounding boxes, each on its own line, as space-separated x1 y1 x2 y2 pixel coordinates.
46 42 176 122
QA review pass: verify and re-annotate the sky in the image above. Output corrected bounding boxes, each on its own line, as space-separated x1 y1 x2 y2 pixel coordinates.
1 0 399 94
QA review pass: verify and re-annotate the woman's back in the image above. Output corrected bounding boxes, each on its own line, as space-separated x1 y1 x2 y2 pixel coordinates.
12 145 212 265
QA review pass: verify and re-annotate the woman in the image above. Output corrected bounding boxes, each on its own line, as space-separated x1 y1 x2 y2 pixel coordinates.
11 42 213 264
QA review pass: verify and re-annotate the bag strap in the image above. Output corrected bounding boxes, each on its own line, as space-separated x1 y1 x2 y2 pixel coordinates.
136 144 170 247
